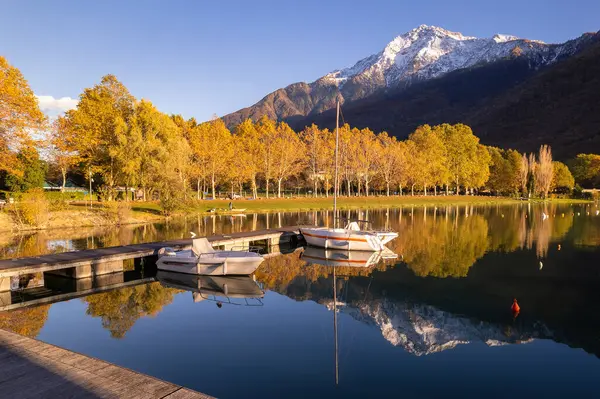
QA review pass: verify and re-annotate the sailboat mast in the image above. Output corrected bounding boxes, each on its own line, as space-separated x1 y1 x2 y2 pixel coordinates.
333 266 339 385
334 100 340 229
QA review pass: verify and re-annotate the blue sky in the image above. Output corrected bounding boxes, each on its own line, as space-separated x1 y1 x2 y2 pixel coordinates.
1 0 598 121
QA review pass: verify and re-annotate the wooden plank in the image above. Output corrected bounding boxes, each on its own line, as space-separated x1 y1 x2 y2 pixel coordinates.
0 227 303 278
0 329 213 398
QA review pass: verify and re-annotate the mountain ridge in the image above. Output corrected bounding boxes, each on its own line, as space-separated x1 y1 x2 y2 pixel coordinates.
222 25 594 130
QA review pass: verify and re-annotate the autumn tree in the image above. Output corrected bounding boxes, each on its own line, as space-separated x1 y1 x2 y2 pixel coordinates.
48 116 80 191
272 122 305 197
255 116 276 198
0 56 46 176
234 119 262 198
64 75 135 199
136 101 186 201
551 161 575 193
435 123 482 194
408 125 448 195
519 153 529 196
4 146 47 192
569 154 600 188
535 145 553 198
376 132 402 196
194 118 232 199
487 147 521 195
300 124 333 197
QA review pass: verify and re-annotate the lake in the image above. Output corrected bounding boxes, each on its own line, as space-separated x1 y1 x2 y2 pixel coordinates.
1 203 600 398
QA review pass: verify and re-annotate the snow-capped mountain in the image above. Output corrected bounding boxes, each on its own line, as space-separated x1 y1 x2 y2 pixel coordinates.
321 25 556 89
341 299 548 356
222 25 594 128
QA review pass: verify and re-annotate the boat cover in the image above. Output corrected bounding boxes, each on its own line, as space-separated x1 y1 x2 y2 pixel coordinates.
192 238 216 256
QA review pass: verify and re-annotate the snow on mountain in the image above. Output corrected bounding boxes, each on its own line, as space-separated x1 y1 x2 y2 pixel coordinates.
340 299 543 356
321 25 564 90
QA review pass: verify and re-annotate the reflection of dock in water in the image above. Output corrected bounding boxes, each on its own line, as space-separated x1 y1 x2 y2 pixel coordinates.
0 270 154 312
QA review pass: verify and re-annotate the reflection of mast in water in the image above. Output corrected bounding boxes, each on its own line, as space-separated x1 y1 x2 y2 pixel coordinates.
333 265 339 386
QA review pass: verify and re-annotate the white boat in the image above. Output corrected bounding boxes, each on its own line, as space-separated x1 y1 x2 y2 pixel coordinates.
156 238 264 276
299 100 398 252
156 271 264 305
300 221 398 251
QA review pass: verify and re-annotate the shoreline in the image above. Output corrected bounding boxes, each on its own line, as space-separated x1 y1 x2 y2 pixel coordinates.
0 196 593 233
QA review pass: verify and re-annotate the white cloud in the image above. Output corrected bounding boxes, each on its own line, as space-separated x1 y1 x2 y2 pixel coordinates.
36 95 78 117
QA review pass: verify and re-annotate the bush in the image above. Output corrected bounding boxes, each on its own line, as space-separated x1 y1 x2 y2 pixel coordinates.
103 201 131 225
20 188 50 228
44 191 87 201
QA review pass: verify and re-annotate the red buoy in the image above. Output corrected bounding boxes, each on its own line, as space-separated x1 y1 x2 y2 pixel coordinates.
511 299 520 313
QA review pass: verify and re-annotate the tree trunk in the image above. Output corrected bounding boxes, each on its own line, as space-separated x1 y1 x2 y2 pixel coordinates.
365 180 370 197
211 174 216 200
424 184 427 196
314 180 318 198
251 177 257 199
399 184 403 196
446 184 449 196
265 179 269 199
434 185 437 196
197 178 201 200
411 184 415 196
278 178 283 198
386 181 390 196
61 168 67 193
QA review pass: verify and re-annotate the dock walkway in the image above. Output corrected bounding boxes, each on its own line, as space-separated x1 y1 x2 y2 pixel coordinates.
0 226 303 278
0 328 212 398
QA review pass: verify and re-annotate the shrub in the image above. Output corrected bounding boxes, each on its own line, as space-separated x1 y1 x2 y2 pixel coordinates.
20 188 50 228
103 201 131 225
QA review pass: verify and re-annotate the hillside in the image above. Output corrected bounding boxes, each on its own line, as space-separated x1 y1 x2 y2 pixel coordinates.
290 32 600 158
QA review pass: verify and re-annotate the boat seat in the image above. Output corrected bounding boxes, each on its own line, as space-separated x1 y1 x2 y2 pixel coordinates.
192 238 216 256
345 222 361 231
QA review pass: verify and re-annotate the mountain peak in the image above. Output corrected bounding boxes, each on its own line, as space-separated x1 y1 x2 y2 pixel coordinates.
404 24 475 41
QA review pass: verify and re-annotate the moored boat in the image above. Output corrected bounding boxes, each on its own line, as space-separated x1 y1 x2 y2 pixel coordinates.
156 238 264 276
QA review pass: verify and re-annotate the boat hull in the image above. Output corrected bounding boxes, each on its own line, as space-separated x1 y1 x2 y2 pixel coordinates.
156 251 264 276
300 227 385 251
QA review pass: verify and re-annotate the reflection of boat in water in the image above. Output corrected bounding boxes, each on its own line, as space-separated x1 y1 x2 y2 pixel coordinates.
157 271 264 305
156 238 264 276
301 246 396 268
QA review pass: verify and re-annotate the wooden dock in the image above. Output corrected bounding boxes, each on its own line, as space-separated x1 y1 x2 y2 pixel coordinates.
0 328 212 398
0 226 303 280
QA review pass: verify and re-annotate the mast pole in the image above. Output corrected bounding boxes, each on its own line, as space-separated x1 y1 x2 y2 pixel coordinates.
334 100 340 229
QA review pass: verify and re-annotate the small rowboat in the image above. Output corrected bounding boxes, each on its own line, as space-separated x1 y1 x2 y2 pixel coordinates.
156 238 264 275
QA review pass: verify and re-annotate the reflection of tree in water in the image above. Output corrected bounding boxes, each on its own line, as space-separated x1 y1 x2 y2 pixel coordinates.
486 205 574 258
0 305 50 337
389 212 489 278
83 282 179 338
255 252 390 293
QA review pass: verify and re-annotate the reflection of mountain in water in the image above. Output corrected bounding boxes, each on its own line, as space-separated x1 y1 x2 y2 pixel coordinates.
345 300 541 356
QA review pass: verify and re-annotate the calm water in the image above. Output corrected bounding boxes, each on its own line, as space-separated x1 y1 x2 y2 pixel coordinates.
2 204 600 398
